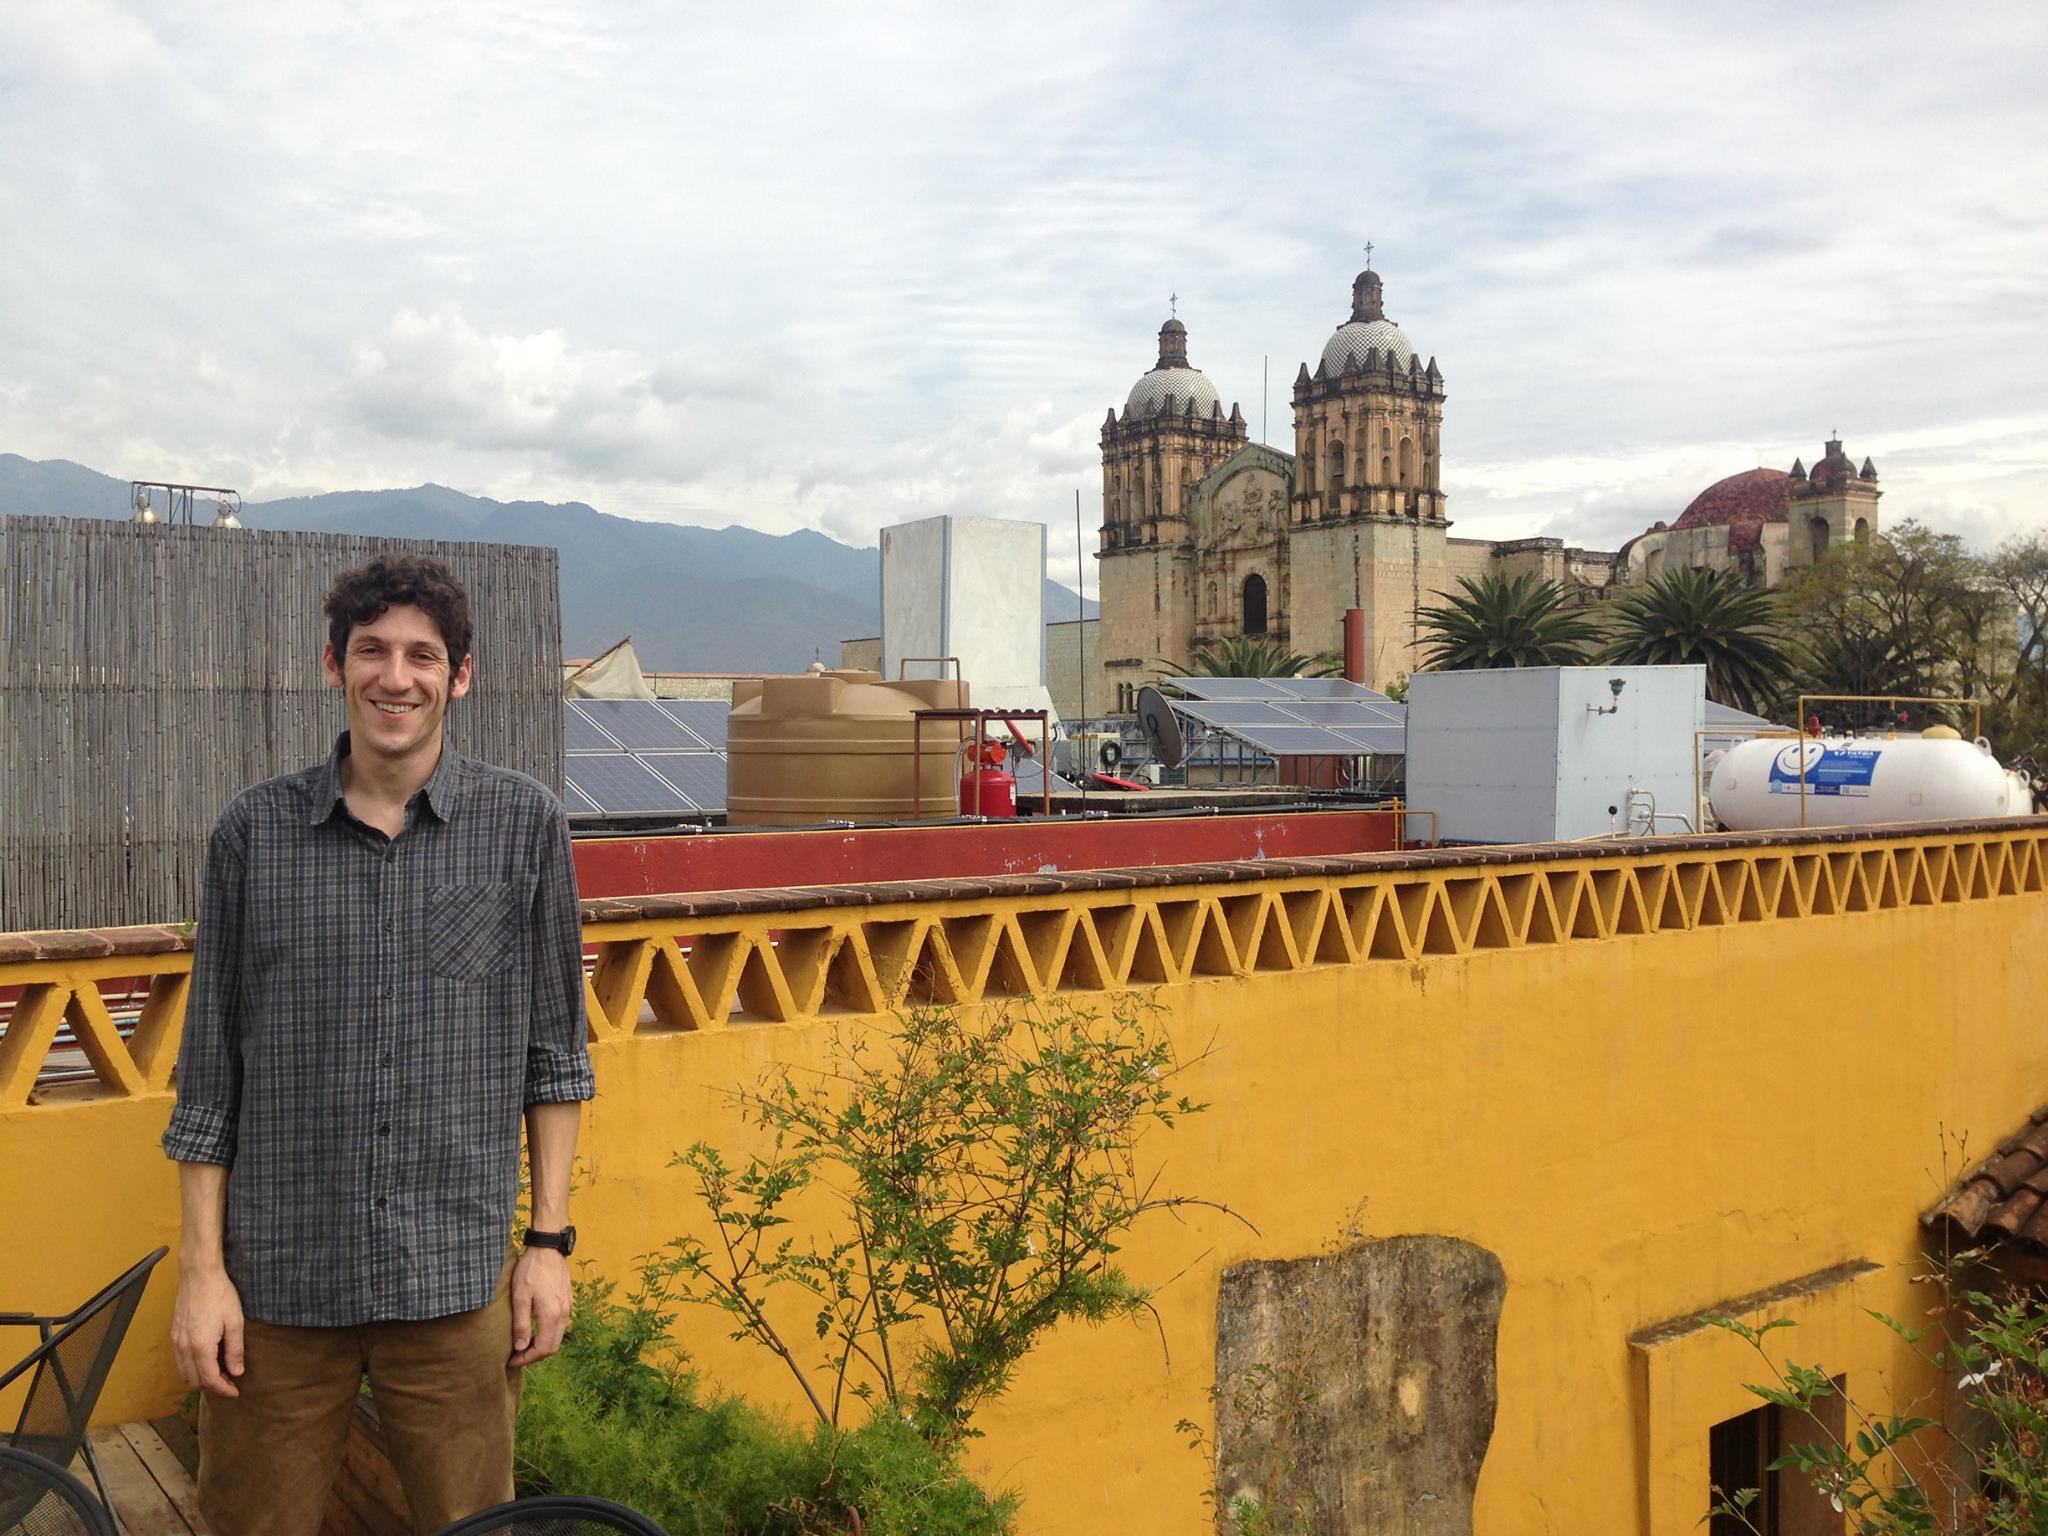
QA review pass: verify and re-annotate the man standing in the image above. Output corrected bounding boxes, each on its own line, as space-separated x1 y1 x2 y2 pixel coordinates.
163 554 594 1533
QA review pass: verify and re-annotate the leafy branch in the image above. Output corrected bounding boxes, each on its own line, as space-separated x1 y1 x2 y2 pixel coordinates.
656 997 1254 1447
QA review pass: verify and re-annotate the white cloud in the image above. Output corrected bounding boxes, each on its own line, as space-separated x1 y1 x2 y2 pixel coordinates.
0 0 2042 560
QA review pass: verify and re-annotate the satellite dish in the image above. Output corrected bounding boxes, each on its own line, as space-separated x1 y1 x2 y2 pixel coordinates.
1136 686 1185 770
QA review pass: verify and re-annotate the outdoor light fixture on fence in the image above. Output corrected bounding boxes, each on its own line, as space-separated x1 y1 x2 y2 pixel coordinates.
126 480 244 530
1589 677 1626 716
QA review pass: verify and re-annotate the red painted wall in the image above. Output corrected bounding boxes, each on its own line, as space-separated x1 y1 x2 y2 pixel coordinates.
571 810 1403 898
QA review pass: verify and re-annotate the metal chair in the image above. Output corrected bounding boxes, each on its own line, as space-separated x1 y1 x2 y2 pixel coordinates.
0 1249 167 1522
0 1446 119 1536
431 1495 671 1536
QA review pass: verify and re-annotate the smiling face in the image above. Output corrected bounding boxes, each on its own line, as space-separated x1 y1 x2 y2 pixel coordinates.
322 603 472 768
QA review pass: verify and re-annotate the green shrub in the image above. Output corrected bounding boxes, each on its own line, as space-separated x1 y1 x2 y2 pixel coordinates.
658 999 1240 1447
517 1273 1015 1536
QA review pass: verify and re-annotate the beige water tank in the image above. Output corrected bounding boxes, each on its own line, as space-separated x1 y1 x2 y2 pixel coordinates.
726 670 972 826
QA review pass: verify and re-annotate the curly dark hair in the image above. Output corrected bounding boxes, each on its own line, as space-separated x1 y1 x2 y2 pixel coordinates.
324 555 474 669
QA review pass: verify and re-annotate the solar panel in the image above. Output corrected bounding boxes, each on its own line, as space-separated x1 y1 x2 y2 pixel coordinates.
1167 678 1287 700
565 705 622 752
1012 759 1083 795
1329 727 1408 754
572 700 703 750
639 752 727 810
1276 699 1407 728
1175 701 1298 728
1704 701 1788 731
565 753 695 814
562 779 603 814
1226 724 1363 756
1265 677 1394 701
659 699 729 748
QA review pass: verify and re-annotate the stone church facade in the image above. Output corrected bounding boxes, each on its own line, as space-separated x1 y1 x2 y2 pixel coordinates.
1616 438 1882 590
861 265 1888 725
1089 266 1620 704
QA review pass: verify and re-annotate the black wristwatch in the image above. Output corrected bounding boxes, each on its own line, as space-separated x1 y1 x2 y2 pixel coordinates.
523 1224 577 1256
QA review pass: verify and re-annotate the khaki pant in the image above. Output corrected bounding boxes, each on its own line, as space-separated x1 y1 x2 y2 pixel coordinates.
197 1274 521 1536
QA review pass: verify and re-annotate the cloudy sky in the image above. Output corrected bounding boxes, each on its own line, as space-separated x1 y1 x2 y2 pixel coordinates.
3 1 2044 574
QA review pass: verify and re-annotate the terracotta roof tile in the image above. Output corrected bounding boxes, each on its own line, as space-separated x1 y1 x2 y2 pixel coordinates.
1990 1189 2043 1238
1924 1105 2048 1257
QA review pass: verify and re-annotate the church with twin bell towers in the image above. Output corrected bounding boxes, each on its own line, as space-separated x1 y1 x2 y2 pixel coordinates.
1091 261 1619 706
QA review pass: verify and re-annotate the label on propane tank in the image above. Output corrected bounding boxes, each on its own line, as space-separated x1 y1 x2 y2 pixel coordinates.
1768 743 1880 796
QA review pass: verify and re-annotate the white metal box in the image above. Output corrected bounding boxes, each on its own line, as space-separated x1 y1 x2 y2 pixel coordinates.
880 515 1049 714
1404 665 1707 843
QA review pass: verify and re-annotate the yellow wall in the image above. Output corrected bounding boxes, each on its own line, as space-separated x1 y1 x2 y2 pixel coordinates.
3 825 2045 1534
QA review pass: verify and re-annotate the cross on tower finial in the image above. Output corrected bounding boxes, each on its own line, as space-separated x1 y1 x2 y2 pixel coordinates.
1362 240 1374 271
1169 292 1178 318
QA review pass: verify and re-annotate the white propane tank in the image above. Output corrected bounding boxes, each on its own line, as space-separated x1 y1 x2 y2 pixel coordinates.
1708 735 2034 831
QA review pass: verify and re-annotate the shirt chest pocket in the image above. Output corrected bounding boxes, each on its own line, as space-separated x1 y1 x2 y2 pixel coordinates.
428 881 526 981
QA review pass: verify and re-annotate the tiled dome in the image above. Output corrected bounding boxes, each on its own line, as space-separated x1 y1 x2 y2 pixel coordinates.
1806 437 1858 489
1124 313 1221 417
1320 318 1415 375
1126 367 1220 417
1670 468 1792 555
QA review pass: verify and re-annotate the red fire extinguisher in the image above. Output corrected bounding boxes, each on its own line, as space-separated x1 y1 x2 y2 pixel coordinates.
960 738 1017 818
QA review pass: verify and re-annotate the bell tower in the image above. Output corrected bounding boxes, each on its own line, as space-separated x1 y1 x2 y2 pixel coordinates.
1097 310 1246 709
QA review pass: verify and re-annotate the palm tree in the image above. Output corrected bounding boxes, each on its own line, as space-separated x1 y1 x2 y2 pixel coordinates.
1603 566 1788 714
1415 571 1601 671
1157 634 1341 679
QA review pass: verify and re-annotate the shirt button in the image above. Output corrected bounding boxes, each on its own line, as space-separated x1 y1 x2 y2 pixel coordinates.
381 1051 394 1067
383 986 395 999
374 1196 388 1210
377 1122 391 1137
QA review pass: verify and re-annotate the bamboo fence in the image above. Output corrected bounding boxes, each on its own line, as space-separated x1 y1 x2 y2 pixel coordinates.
0 517 562 930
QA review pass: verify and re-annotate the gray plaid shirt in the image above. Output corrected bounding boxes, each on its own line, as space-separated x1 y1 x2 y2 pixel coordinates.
163 733 595 1327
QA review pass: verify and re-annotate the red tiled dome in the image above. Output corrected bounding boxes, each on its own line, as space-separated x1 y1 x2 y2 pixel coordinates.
1669 467 1791 555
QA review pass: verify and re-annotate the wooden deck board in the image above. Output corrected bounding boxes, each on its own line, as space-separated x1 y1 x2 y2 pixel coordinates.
118 1421 210 1533
147 1413 201 1479
87 1425 193 1535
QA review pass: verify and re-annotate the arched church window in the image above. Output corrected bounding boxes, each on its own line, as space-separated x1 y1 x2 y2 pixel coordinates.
1398 437 1414 486
1381 454 1393 485
1207 581 1218 615
1243 574 1268 636
1810 516 1830 562
1854 518 1870 544
1328 443 1346 498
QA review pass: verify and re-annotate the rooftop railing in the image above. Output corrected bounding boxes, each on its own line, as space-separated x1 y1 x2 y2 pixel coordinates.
3 818 2042 1109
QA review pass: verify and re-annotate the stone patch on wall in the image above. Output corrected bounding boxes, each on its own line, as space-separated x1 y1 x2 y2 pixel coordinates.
1212 1235 1506 1535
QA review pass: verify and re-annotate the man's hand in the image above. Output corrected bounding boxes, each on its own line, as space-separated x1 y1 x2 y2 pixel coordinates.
508 1246 571 1366
171 1265 246 1398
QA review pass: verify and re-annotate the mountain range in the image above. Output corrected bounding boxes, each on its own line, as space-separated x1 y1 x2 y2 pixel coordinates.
0 454 1095 673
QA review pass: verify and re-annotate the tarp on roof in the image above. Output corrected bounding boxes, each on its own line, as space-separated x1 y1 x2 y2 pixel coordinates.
564 636 655 700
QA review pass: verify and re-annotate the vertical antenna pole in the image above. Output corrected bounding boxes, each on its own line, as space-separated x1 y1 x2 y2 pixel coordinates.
1075 488 1088 806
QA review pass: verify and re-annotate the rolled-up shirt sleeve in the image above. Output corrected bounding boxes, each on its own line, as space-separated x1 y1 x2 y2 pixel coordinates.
162 806 250 1165
524 800 594 1105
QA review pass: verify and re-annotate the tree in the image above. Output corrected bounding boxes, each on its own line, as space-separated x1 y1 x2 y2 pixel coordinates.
1158 635 1340 678
1776 520 2024 744
1603 566 1790 714
1988 533 2048 755
1415 571 1601 671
